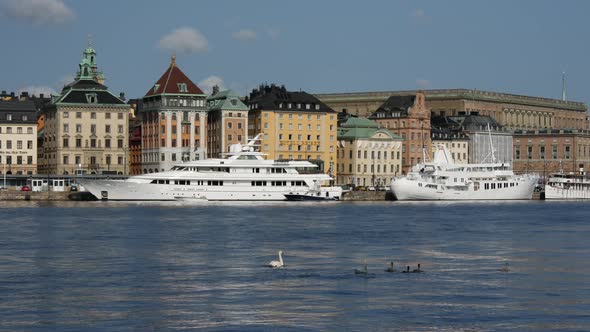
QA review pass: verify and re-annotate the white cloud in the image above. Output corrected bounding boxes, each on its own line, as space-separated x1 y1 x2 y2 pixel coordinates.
416 79 431 89
232 29 257 42
18 85 57 97
1 0 74 25
158 27 209 54
198 76 225 95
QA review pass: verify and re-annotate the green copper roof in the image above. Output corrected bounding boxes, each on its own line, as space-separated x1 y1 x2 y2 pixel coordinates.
207 89 248 111
338 117 402 140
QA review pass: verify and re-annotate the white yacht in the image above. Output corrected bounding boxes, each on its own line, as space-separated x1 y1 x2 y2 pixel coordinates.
391 145 538 201
545 173 590 200
78 137 342 201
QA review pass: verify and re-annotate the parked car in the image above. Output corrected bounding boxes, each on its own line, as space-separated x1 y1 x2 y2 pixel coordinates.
368 186 376 191
70 184 78 192
21 185 31 191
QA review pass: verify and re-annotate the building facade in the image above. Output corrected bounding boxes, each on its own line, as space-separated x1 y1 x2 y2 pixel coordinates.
207 87 249 158
316 89 588 131
0 99 38 175
39 43 129 175
368 91 431 174
337 117 402 187
246 84 338 176
140 56 208 173
512 130 590 176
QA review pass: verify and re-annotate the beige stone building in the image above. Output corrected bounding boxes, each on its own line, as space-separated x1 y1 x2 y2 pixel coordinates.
39 43 129 175
0 99 38 175
337 117 402 187
316 89 588 131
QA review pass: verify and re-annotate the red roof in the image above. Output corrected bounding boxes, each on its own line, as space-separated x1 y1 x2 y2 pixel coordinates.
144 56 203 97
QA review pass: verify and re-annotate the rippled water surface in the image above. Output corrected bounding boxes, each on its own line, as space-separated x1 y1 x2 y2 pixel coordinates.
1 200 590 331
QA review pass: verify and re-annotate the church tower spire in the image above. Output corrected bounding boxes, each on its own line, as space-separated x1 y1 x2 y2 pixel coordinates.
76 35 105 84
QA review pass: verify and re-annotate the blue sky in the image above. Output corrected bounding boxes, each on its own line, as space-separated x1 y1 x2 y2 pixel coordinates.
1 0 589 105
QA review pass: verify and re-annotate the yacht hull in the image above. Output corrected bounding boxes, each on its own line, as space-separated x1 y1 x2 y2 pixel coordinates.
391 177 538 201
78 179 341 201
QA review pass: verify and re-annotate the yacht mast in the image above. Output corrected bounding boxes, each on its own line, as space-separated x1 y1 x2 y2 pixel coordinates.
487 123 496 163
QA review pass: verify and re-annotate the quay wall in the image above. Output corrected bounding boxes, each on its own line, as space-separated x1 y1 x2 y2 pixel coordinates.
341 191 393 201
0 190 70 201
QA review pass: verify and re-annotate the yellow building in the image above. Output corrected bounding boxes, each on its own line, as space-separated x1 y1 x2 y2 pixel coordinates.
337 117 402 187
246 84 338 176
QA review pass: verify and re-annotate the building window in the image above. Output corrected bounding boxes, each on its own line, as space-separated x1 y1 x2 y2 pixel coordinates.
91 112 96 119
64 112 69 118
105 125 111 133
565 145 571 159
63 138 69 148
86 93 97 103
17 140 22 149
63 124 69 133
118 139 123 148
76 139 82 148
105 112 111 119
118 125 124 134
105 139 111 148
118 113 124 120
91 124 96 133
552 145 558 159
91 139 96 148
76 124 82 133
76 112 82 118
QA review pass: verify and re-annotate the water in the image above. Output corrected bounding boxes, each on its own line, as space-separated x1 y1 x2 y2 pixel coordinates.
1 201 589 331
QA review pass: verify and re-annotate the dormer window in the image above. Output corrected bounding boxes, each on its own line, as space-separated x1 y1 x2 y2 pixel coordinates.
231 99 238 106
86 93 97 104
315 104 320 110
6 114 12 121
178 83 188 93
153 84 160 93
279 103 283 108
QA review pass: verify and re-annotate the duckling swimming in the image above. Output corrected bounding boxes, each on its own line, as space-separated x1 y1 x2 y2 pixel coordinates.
412 263 423 273
385 261 396 273
499 263 510 272
354 262 368 275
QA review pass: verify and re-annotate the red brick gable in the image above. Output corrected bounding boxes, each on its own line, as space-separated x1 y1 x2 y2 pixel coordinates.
144 57 203 97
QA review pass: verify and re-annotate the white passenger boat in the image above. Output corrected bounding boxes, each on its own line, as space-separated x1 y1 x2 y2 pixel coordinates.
545 173 590 200
391 145 538 201
78 137 342 201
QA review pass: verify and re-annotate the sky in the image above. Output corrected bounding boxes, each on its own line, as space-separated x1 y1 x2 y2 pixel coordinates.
0 0 589 106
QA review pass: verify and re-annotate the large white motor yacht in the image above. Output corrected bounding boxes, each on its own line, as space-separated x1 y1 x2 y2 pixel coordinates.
78 137 342 201
391 145 538 201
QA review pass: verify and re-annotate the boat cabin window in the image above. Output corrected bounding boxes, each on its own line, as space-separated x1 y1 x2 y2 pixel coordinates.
252 168 260 173
207 181 223 186
291 181 305 186
271 181 287 186
251 181 267 186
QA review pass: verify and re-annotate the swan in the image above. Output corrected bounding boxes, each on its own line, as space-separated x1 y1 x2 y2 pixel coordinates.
385 261 396 273
268 250 284 268
499 263 510 272
402 265 411 273
412 264 423 273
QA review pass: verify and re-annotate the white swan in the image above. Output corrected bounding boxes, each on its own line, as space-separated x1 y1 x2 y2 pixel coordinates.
268 250 284 268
